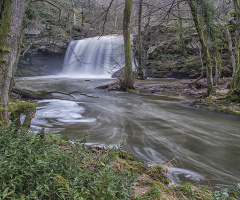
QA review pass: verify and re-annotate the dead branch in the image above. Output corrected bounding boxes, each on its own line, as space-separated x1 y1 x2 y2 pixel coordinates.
45 91 99 98
11 88 99 100
69 43 80 63
21 42 34 58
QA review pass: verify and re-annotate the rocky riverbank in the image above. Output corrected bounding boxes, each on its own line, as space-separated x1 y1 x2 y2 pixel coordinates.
98 77 240 116
135 77 240 116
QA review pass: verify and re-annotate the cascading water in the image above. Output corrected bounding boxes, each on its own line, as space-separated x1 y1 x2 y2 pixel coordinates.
61 35 125 78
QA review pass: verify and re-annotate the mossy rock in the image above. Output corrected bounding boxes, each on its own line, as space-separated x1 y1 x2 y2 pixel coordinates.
10 102 37 118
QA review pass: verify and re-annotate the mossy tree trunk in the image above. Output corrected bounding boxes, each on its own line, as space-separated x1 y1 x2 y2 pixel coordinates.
214 48 222 85
199 0 222 85
0 0 26 124
187 0 214 96
225 23 236 77
122 0 134 89
233 0 240 72
137 0 144 80
229 0 240 100
177 2 188 58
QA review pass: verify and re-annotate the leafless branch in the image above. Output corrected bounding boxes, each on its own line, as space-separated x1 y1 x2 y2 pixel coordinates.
46 91 99 98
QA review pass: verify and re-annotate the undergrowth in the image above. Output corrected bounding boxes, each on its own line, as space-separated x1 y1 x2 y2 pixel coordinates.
1 125 240 199
0 125 135 199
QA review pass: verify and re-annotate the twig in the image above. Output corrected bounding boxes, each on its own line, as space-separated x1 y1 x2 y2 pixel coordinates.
99 0 115 37
69 43 80 62
21 43 34 58
46 91 99 99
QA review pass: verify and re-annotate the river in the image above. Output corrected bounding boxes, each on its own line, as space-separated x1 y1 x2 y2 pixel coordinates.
16 75 240 189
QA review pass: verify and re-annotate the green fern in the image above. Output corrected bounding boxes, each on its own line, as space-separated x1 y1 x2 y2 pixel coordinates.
55 174 83 200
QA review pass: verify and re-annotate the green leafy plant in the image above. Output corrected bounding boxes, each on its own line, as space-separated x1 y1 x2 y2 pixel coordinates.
0 125 135 199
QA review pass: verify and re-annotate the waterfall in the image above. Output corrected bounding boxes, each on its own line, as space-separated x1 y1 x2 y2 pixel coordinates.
61 35 125 78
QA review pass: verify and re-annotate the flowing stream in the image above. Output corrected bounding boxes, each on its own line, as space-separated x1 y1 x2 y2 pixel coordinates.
15 35 240 189
16 76 240 189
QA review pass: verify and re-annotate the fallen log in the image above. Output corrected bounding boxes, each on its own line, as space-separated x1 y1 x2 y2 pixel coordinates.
11 88 51 99
11 88 99 100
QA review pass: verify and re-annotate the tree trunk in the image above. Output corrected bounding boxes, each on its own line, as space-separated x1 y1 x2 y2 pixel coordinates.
122 0 134 89
72 0 77 26
233 0 240 72
187 0 214 96
229 0 240 101
0 0 26 124
178 3 187 57
225 23 236 77
199 0 222 86
137 0 144 80
214 48 222 85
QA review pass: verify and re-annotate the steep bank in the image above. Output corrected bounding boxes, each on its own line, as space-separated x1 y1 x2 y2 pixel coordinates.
17 36 68 76
133 24 232 79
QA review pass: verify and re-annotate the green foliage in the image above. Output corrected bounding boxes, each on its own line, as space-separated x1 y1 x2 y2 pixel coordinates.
126 88 139 93
159 54 179 61
227 24 236 32
153 164 163 171
170 182 212 199
183 59 202 71
229 183 240 199
227 9 236 19
0 126 135 199
135 187 160 200
199 0 223 48
24 4 41 20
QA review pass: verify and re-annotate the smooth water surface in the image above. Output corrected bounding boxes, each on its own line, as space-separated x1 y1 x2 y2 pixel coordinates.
16 76 240 189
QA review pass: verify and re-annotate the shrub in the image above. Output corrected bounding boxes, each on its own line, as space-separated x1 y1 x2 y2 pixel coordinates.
0 126 135 199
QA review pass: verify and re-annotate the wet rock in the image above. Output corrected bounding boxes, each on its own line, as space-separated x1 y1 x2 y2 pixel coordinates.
112 68 124 78
17 36 69 77
95 82 120 91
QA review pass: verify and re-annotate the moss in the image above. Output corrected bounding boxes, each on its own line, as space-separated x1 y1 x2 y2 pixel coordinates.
9 102 37 131
0 0 12 67
118 151 135 161
117 151 169 185
126 88 139 93
22 89 49 96
170 44 181 53
169 183 212 199
195 95 240 116
0 107 8 126
183 59 202 70
122 160 148 174
0 47 10 53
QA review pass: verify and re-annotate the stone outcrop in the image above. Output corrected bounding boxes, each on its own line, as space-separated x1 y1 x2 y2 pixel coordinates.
16 35 69 77
133 25 231 79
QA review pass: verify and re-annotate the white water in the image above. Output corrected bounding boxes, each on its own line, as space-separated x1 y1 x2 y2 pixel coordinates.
61 35 125 78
